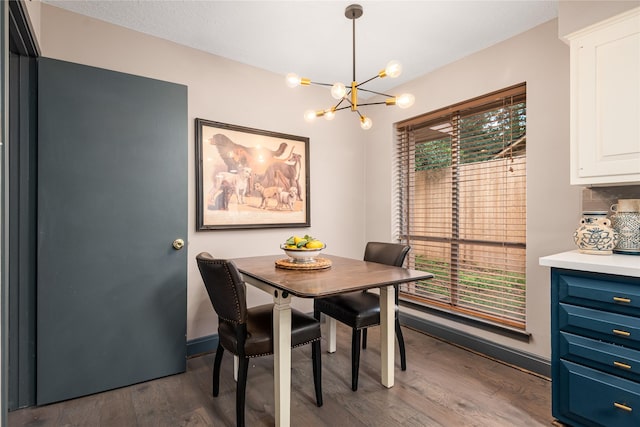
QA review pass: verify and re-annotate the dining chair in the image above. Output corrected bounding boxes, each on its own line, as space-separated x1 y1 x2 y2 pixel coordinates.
313 242 411 391
196 252 322 427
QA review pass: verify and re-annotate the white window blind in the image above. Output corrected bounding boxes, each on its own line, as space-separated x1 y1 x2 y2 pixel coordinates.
395 84 527 329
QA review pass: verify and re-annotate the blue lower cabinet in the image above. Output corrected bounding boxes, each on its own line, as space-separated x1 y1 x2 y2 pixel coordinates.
558 360 640 427
552 269 640 427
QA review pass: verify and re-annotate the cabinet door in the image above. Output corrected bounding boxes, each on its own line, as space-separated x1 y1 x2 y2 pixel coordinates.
569 8 640 185
558 360 640 427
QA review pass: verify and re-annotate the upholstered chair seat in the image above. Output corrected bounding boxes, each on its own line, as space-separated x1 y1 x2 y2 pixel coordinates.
314 291 399 330
217 304 322 357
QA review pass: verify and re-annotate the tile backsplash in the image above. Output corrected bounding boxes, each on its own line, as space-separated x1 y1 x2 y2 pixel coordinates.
582 185 640 213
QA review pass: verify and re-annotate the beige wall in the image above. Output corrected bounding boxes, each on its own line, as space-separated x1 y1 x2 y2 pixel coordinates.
558 0 640 38
38 4 367 340
31 2 626 361
364 19 580 359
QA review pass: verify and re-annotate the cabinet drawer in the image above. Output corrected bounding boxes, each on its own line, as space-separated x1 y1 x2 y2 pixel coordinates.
557 360 640 427
558 273 640 313
559 332 640 382
559 304 640 350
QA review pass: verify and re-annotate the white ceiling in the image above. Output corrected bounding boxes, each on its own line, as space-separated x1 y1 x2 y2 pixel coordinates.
41 0 559 95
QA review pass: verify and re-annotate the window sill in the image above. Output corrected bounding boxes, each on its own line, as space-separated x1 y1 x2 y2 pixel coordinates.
399 299 531 342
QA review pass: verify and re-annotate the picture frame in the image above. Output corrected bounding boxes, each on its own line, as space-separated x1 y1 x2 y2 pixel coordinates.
195 119 310 230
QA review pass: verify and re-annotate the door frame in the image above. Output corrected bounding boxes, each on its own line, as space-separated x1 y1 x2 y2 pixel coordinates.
1 0 9 422
4 0 41 414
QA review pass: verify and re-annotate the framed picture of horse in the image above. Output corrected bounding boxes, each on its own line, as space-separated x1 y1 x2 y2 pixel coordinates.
195 119 310 230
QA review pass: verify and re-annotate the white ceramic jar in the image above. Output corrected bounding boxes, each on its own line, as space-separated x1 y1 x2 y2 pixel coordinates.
573 211 619 255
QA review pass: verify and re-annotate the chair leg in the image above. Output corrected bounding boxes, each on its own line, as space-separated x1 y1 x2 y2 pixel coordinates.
395 318 407 371
213 343 224 397
236 356 249 427
351 329 361 391
362 328 368 349
312 340 323 407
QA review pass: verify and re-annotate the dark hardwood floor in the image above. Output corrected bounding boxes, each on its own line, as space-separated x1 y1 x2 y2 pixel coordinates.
9 324 552 426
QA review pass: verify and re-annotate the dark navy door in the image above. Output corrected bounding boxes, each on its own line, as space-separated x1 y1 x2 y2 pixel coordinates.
37 58 187 404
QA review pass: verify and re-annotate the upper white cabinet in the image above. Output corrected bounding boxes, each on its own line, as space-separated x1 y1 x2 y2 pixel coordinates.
567 7 640 186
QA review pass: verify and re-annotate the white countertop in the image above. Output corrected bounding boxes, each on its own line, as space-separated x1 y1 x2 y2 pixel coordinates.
539 250 640 277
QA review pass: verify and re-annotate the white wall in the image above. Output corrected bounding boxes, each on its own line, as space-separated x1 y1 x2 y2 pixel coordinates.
38 4 366 340
364 19 581 359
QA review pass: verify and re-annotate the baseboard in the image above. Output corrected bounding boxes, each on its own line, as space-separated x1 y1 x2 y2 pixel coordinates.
400 312 551 378
187 334 218 358
187 316 551 378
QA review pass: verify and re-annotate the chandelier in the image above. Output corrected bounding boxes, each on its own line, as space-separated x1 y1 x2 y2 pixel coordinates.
286 4 415 130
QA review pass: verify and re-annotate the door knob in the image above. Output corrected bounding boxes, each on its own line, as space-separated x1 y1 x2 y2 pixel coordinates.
172 239 185 250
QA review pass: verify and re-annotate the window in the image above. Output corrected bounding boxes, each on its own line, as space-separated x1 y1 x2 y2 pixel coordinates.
395 84 526 329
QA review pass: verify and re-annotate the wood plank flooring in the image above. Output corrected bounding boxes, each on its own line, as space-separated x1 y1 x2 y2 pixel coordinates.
9 324 552 426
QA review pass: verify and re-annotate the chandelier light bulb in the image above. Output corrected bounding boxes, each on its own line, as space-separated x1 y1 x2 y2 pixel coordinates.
360 116 373 130
304 110 317 122
286 73 302 88
324 109 336 120
384 60 403 78
396 93 415 109
331 82 347 99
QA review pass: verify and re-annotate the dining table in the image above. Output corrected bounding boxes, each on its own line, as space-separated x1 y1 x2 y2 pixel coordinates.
232 253 434 427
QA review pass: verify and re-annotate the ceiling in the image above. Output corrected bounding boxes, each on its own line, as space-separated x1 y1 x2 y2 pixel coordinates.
41 1 559 95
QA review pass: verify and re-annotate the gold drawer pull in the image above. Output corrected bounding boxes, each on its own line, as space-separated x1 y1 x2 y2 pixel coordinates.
614 402 632 412
613 329 631 337
614 361 632 370
613 296 631 303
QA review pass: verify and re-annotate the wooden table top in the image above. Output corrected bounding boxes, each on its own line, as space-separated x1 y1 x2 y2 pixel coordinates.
232 254 434 298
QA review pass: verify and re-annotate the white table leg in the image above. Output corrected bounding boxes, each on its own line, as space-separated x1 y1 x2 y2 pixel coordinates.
234 356 238 382
327 316 337 353
273 290 292 427
380 285 394 388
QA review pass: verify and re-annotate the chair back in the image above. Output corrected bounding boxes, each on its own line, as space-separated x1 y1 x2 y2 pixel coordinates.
363 242 410 267
364 242 411 305
196 252 248 325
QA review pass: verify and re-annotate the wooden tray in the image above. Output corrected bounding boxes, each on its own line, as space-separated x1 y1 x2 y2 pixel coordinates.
275 257 332 270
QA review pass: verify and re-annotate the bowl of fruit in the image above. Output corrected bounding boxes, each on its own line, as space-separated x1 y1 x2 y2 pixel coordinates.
281 235 326 263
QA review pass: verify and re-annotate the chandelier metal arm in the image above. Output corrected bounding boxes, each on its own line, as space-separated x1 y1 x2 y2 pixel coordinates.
355 74 380 87
333 105 353 112
323 87 393 112
357 87 395 98
333 97 350 110
356 101 389 107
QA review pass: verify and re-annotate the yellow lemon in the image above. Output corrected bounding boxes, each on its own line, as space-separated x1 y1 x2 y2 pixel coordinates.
293 236 303 245
306 240 324 249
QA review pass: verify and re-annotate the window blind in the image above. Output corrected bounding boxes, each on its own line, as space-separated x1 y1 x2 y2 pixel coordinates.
395 84 527 329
